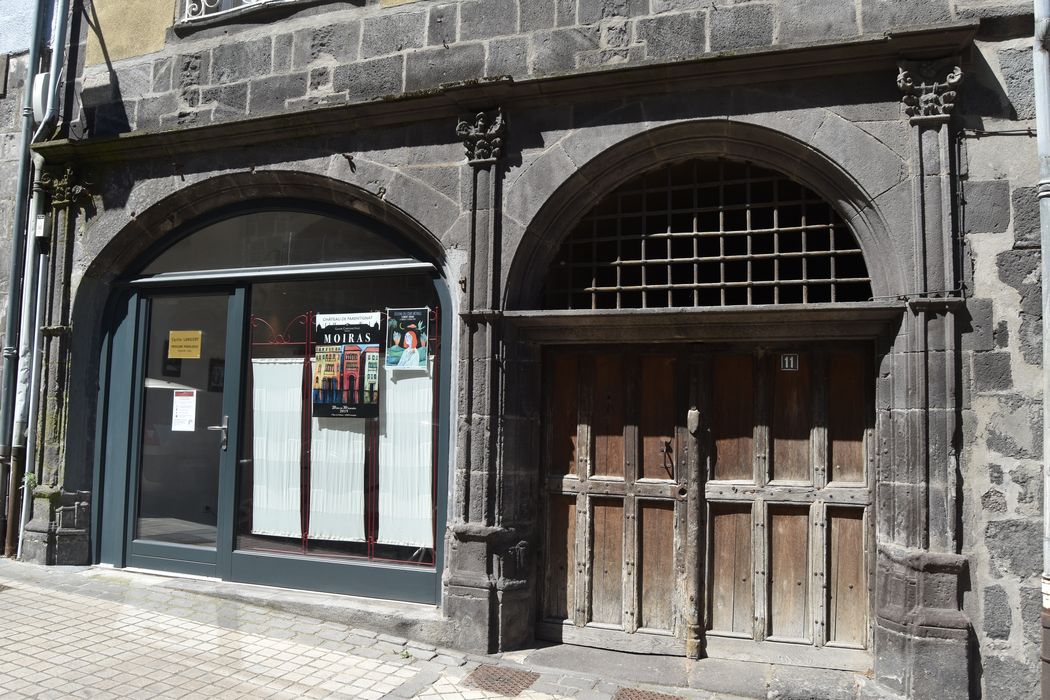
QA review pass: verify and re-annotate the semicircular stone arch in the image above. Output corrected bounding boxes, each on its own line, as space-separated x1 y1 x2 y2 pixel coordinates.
76 169 448 293
63 170 451 496
504 120 906 311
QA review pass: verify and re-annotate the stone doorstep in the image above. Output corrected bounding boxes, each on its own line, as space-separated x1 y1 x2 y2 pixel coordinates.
79 565 452 646
499 645 875 700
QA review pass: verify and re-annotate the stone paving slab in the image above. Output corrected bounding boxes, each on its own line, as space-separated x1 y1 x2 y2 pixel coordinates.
0 561 733 699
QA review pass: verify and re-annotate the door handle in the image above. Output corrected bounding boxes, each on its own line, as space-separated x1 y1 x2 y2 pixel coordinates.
207 415 229 451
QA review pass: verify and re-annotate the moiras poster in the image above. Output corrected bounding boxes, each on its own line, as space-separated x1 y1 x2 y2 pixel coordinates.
312 312 381 418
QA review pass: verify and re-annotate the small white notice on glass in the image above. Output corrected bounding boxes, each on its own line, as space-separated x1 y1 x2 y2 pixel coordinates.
171 390 196 432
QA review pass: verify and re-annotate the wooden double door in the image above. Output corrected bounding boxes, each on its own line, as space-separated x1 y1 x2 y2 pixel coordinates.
540 345 873 669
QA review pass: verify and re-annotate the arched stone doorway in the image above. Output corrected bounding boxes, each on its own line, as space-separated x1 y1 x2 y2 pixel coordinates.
87 184 452 604
500 124 906 671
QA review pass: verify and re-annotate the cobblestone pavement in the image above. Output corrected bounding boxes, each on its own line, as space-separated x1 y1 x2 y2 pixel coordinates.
0 561 732 700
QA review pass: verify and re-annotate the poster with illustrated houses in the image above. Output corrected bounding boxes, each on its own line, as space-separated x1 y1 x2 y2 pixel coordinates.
312 312 381 418
384 308 429 371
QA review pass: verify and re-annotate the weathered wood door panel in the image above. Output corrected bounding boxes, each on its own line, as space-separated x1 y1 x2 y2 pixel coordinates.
592 355 626 479
541 344 873 669
540 350 699 656
544 495 576 620
708 503 753 635
638 500 676 631
591 498 625 625
827 507 868 646
711 355 754 481
771 358 813 482
768 505 811 641
704 346 874 671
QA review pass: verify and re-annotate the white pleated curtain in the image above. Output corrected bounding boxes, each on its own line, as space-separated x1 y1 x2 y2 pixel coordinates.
252 355 431 548
377 364 433 548
252 359 368 542
309 417 366 542
250 358 304 538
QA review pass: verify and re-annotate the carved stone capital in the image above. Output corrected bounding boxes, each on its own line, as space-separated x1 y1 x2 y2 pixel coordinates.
897 60 963 126
456 108 506 165
40 164 92 211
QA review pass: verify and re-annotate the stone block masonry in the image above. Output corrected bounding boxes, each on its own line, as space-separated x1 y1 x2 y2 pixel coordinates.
77 0 1034 137
958 33 1043 691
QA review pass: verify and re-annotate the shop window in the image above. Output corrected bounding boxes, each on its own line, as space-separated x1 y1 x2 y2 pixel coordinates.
543 158 873 310
240 277 440 566
129 208 443 578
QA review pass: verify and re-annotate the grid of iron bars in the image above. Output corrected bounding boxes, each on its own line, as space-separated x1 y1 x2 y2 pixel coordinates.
543 159 873 309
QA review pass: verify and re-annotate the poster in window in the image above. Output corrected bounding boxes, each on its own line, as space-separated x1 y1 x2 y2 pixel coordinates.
385 308 429 371
312 313 381 418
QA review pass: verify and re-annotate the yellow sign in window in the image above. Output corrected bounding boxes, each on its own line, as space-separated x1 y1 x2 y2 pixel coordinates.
168 330 202 359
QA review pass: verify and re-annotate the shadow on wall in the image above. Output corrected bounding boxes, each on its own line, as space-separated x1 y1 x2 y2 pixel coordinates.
961 46 1023 129
80 0 130 137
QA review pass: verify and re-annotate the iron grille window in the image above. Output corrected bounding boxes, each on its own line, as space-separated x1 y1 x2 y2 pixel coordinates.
184 0 279 21
543 159 873 310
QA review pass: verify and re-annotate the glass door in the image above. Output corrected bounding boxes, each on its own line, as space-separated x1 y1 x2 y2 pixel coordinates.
126 290 244 577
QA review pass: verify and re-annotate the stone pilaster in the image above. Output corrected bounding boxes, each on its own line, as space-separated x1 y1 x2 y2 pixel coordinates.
21 164 92 566
873 61 970 698
445 109 530 653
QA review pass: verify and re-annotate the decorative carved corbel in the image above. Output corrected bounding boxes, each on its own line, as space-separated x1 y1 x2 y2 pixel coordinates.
897 61 963 126
40 164 92 211
456 108 506 165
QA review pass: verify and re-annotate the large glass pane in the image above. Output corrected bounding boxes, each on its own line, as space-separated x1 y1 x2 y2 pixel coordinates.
236 274 440 566
136 294 229 546
142 211 409 275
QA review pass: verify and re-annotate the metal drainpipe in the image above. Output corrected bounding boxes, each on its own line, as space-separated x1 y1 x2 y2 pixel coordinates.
1035 1 1050 697
10 157 46 559
1 0 50 556
10 0 71 560
16 215 48 560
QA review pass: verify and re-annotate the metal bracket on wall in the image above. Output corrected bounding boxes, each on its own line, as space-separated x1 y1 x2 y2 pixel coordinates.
0 54 7 98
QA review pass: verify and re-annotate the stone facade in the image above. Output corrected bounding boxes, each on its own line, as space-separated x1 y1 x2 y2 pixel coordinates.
1 0 1043 698
959 38 1045 699
74 0 1032 136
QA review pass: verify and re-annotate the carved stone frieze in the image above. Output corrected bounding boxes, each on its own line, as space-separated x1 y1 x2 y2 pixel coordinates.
897 61 963 125
456 108 506 164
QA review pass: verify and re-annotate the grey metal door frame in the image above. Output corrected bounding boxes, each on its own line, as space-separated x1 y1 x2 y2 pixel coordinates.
95 271 451 604
124 286 245 579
